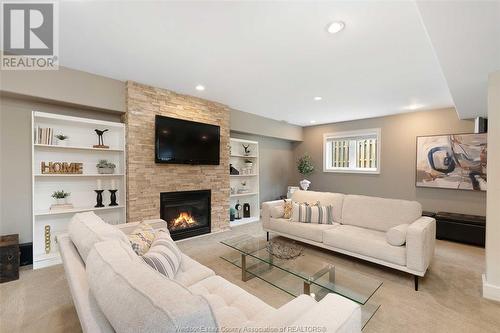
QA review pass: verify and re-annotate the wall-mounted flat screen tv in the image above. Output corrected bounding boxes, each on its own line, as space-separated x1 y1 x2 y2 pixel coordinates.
155 115 220 165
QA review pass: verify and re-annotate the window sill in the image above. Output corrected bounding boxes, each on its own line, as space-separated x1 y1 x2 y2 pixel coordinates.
323 168 380 175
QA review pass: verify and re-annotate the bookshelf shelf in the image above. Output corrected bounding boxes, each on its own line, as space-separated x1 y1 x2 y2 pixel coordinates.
32 111 126 269
230 138 260 226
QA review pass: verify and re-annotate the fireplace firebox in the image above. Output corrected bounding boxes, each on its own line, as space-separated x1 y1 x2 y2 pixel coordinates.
160 190 211 240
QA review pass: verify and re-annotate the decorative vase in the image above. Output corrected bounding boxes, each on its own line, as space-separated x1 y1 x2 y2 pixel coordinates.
245 162 253 168
97 167 115 174
299 179 311 191
56 198 66 205
57 139 68 146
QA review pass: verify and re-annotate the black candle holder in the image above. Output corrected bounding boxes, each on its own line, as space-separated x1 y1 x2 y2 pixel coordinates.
109 190 118 206
94 190 104 208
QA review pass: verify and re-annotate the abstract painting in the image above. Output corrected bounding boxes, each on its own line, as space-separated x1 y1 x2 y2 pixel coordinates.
416 133 487 191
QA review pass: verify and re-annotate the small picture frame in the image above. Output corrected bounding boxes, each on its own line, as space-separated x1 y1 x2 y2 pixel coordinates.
287 186 300 198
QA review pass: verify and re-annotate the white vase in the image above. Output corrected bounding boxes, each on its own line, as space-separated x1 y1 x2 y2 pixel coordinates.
55 198 66 205
299 179 311 191
57 139 68 146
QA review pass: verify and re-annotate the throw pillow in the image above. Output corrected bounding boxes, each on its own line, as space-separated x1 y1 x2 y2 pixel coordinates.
270 205 285 218
292 202 333 224
141 231 182 279
128 222 156 255
283 200 293 219
386 224 409 246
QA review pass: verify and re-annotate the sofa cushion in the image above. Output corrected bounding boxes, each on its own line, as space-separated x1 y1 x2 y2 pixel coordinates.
292 202 333 224
386 224 409 246
323 225 407 266
188 275 274 328
342 195 422 232
141 230 182 279
68 211 130 263
174 254 216 288
291 190 345 223
268 218 339 243
86 240 218 333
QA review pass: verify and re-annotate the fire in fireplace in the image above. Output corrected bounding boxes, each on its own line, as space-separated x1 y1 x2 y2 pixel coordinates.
170 212 197 231
160 190 211 240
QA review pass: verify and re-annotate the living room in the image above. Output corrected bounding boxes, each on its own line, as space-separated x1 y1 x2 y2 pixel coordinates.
0 1 499 332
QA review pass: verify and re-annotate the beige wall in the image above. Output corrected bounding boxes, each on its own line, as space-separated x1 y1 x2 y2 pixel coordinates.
0 96 121 243
231 132 294 203
292 108 486 215
231 109 303 142
484 70 500 299
125 81 230 232
0 66 125 112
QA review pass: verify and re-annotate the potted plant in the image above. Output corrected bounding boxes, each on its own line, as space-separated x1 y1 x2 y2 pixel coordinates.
244 159 253 169
230 207 236 222
297 153 315 190
55 134 69 146
52 190 70 205
96 160 116 174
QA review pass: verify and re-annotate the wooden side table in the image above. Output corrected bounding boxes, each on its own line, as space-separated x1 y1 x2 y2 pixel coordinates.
0 234 20 283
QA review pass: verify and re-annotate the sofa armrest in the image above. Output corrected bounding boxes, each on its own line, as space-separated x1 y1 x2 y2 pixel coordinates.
255 295 317 327
116 219 167 235
290 294 361 333
261 199 286 229
406 216 436 275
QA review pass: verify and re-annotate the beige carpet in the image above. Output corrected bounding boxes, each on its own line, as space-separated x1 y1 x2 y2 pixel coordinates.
1 221 499 333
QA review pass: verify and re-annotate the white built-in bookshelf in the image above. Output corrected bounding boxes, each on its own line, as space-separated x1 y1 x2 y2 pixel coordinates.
230 138 260 226
32 111 126 269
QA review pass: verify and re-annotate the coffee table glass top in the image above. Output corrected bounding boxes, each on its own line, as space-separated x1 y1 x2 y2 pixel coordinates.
220 234 382 306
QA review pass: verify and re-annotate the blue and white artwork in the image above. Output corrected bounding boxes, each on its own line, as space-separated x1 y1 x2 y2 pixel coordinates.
416 133 487 191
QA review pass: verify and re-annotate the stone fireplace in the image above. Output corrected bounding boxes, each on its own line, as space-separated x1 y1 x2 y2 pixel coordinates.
160 190 211 240
124 81 230 233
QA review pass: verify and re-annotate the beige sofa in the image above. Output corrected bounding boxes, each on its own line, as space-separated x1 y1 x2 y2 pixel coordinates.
58 211 362 333
262 190 436 290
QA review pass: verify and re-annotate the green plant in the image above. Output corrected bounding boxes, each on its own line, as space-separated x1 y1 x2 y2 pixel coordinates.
52 190 70 199
244 159 253 164
230 207 236 215
96 160 116 169
297 153 315 177
55 134 68 140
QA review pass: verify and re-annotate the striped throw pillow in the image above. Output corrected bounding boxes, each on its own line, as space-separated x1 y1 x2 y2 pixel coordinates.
292 202 334 224
141 230 182 279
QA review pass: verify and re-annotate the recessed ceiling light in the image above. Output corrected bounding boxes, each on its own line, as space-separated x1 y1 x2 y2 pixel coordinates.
310 120 317 124
405 103 424 111
313 96 323 101
195 85 205 91
327 21 345 34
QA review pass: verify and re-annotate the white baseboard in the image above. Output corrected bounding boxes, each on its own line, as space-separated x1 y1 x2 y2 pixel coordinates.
482 274 500 302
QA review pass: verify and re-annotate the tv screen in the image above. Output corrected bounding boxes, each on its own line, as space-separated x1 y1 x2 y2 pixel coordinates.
155 115 220 165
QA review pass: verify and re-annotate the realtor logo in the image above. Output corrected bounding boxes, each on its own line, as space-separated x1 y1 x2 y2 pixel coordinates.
1 1 58 70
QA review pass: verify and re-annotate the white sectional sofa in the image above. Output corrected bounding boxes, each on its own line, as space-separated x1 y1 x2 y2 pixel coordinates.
58 211 362 333
262 190 436 290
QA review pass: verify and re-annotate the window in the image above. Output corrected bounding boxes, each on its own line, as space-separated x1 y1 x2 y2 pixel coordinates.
323 128 381 174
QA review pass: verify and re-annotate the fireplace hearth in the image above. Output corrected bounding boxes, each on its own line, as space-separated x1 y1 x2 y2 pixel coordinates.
160 190 211 240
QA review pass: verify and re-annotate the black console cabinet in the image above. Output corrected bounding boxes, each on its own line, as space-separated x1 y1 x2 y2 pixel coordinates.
435 212 486 247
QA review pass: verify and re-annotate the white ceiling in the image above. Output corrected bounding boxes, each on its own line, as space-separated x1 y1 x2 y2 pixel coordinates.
416 0 500 119
57 1 497 126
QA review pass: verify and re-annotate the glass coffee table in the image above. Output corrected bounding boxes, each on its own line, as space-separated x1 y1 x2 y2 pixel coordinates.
220 234 382 329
